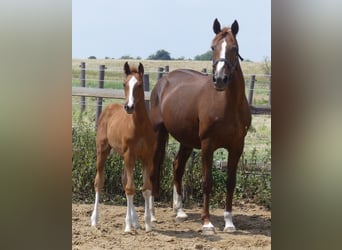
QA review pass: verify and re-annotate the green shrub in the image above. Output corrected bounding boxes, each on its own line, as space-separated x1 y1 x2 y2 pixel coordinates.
72 117 271 209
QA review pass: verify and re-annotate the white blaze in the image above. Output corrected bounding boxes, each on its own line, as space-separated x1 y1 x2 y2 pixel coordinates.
216 40 227 77
127 76 137 108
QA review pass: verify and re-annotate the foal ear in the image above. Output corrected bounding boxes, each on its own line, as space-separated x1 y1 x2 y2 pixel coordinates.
213 18 221 34
124 61 131 75
138 63 144 76
231 20 239 37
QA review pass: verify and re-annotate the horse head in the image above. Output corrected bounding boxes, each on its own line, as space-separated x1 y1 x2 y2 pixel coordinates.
123 62 144 114
211 18 242 91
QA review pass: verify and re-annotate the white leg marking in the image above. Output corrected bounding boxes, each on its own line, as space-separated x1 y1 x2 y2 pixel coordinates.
215 40 227 78
90 192 99 226
125 194 135 232
143 190 152 232
173 185 188 220
150 195 157 222
223 211 236 231
202 221 216 235
131 204 140 229
127 76 137 108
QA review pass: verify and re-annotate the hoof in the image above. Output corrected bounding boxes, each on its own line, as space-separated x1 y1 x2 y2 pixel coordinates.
124 229 137 235
223 225 236 232
145 225 152 232
90 219 97 227
151 215 157 222
90 214 97 226
175 209 188 222
202 222 216 235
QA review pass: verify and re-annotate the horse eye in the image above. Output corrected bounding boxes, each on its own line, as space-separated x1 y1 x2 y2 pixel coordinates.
211 46 214 51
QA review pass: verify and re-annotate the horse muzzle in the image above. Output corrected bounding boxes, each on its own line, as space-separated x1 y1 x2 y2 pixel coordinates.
124 104 134 114
213 75 229 91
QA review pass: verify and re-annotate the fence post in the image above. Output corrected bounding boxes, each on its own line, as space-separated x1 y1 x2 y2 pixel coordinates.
157 67 164 80
80 62 86 112
95 65 106 130
269 75 271 107
248 75 256 106
143 74 150 113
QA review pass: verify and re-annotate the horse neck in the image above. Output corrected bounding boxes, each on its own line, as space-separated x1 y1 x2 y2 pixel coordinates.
227 63 246 99
132 93 150 126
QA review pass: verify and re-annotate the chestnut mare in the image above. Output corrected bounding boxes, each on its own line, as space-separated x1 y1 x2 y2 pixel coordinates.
91 62 156 232
150 19 251 234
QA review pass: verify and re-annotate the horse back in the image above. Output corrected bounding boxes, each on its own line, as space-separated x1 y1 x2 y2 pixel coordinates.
150 69 212 147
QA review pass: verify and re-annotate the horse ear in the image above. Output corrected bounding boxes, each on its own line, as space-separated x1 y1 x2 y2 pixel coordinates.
213 18 221 34
138 63 144 76
231 20 239 37
124 61 131 75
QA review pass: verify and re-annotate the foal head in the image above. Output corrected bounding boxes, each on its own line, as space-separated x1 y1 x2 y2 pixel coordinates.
123 62 144 114
211 18 241 91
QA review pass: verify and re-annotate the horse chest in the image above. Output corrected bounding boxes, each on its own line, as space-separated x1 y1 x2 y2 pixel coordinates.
199 111 245 144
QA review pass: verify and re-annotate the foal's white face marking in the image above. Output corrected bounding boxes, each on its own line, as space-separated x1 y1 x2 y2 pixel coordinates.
215 39 227 77
127 76 138 108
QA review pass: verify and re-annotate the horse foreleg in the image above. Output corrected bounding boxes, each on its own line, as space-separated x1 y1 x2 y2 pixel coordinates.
224 150 241 232
200 142 215 234
123 153 140 232
91 143 110 226
173 144 192 221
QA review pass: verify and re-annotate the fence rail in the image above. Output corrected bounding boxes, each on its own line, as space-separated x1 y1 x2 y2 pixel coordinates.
72 87 151 99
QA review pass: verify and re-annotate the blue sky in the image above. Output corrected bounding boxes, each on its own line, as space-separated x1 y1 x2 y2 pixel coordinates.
72 0 270 62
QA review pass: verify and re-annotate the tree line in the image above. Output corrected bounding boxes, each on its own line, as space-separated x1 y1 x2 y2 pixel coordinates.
88 49 213 61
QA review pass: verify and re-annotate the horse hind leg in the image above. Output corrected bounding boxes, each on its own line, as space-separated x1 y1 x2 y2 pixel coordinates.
91 141 111 226
141 158 154 232
173 144 192 221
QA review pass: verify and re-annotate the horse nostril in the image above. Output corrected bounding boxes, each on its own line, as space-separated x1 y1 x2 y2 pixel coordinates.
124 104 134 113
213 76 216 82
223 75 228 84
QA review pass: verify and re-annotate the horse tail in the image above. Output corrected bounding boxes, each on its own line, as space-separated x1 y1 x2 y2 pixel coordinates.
150 77 169 198
151 126 169 197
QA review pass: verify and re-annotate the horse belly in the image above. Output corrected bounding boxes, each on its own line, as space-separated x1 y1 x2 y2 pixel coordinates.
162 102 201 148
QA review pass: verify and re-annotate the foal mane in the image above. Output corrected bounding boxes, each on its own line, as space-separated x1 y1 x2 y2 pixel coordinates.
212 27 232 44
127 66 140 75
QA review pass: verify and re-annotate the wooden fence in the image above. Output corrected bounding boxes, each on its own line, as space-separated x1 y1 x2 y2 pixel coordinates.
72 63 271 129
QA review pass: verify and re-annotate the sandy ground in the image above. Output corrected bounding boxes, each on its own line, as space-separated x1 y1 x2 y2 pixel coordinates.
72 202 271 250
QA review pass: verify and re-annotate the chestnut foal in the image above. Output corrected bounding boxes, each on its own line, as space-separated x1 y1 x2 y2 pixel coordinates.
90 62 156 232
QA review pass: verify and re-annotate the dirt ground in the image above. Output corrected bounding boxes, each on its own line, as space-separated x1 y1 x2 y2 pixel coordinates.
72 202 271 250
